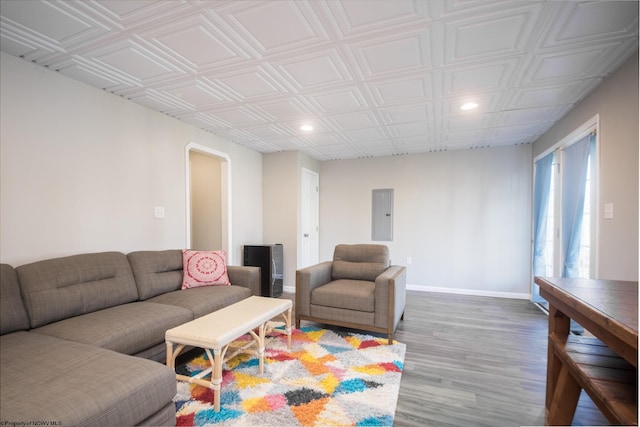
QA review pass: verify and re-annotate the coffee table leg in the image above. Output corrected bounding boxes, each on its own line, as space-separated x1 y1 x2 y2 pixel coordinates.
166 341 174 370
284 307 292 349
205 348 223 412
267 306 293 349
248 324 267 374
258 323 265 374
166 342 185 373
274 308 292 349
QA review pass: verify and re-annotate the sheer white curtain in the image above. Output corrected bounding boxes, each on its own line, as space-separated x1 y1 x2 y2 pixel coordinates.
531 132 596 304
561 134 594 278
531 152 554 303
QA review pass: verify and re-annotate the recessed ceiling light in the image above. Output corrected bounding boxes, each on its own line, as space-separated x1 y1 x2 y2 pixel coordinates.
460 102 478 111
300 124 314 131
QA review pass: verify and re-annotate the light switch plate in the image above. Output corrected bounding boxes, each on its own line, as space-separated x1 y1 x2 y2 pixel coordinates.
154 206 165 219
604 203 614 219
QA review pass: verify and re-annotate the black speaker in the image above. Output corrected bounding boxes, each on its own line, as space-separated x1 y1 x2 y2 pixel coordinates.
243 244 283 297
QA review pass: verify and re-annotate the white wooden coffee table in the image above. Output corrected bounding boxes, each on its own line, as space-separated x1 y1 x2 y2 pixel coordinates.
165 296 292 412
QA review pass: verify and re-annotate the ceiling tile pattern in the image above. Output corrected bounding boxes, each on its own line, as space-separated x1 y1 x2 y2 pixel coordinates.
1 0 637 161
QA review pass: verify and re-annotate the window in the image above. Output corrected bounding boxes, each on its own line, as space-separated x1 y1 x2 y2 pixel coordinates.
532 120 598 302
578 157 594 278
541 146 596 279
543 161 556 277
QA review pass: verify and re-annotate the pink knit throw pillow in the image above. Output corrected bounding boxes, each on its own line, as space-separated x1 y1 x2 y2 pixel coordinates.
181 249 230 289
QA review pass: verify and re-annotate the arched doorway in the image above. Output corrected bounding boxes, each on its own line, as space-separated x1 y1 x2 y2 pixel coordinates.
185 143 232 262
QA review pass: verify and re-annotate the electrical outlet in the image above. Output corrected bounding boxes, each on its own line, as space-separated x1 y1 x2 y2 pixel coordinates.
406 256 412 265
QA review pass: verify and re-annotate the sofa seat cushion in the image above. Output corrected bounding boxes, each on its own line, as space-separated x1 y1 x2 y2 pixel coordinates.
32 302 193 355
311 279 375 312
0 331 176 427
146 285 251 318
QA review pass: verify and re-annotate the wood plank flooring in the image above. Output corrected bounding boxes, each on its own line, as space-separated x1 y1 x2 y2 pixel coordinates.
281 290 611 426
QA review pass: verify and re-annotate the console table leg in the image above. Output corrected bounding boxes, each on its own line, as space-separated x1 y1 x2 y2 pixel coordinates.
547 364 581 425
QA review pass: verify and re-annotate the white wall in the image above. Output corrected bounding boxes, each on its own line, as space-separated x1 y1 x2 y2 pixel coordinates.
0 52 263 266
532 51 639 281
319 145 533 298
263 151 298 287
263 151 320 287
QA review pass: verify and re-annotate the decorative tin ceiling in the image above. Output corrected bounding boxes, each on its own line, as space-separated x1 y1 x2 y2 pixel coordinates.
1 0 637 160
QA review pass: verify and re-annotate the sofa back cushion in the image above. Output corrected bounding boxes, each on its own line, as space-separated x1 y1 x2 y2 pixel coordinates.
331 244 390 282
0 264 30 334
16 252 138 328
127 250 183 300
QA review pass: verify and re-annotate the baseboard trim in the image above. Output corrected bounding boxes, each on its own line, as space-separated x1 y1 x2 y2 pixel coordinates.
406 284 531 300
283 284 531 300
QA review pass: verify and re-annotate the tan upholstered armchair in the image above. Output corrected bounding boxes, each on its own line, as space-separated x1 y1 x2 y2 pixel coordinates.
295 244 407 344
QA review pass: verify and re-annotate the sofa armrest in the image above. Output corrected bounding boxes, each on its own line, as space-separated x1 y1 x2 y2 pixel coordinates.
227 265 261 296
295 261 333 317
374 265 407 329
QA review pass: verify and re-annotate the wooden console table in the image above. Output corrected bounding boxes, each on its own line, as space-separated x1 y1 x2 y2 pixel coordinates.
535 277 638 425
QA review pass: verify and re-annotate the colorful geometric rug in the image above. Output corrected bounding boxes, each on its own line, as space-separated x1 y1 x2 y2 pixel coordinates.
173 326 406 426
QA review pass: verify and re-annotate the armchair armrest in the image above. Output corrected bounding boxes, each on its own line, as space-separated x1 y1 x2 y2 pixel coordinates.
295 261 333 317
227 265 261 296
374 265 407 329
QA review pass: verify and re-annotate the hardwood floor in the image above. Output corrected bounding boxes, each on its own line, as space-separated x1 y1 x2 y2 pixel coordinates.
282 290 610 426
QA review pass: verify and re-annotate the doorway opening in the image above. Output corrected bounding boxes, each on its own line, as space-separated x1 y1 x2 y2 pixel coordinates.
185 143 232 262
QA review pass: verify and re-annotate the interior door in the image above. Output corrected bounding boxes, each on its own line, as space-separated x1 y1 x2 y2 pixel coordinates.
300 168 319 268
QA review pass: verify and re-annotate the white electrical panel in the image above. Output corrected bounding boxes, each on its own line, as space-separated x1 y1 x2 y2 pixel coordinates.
372 189 393 241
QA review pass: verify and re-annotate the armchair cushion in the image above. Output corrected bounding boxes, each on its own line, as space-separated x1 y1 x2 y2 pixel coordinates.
311 279 375 312
331 244 389 281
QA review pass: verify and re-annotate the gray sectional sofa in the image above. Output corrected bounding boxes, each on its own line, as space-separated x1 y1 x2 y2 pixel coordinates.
0 250 260 426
